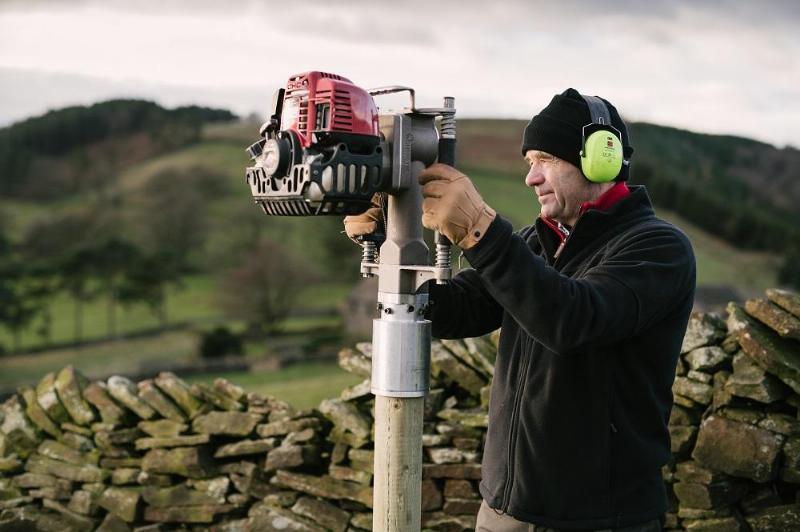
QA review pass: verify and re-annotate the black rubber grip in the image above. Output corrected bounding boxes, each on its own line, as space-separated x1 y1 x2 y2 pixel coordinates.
438 138 456 167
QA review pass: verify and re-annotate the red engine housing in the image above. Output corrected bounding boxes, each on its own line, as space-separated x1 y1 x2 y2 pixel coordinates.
281 71 380 148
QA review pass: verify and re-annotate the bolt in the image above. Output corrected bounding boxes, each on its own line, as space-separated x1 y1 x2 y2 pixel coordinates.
407 305 415 313
384 307 393 315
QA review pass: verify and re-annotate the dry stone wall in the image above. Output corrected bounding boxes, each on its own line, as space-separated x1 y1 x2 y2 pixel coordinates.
1 288 800 531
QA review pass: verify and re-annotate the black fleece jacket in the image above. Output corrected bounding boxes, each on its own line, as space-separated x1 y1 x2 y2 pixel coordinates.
428 186 695 530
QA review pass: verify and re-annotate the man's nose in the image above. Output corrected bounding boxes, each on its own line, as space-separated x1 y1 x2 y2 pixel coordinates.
525 166 544 188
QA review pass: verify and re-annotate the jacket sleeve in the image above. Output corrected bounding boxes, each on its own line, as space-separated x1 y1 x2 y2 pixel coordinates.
463 214 696 354
427 267 504 340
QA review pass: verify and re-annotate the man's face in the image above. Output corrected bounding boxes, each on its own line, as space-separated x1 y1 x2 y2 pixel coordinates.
524 149 596 227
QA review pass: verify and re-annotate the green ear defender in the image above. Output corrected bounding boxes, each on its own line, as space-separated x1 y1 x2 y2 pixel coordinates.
579 95 625 183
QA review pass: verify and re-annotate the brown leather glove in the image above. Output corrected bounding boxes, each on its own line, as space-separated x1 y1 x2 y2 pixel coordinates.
418 163 496 249
343 194 383 243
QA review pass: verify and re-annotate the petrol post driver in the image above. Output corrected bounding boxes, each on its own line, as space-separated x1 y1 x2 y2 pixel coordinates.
244 71 458 531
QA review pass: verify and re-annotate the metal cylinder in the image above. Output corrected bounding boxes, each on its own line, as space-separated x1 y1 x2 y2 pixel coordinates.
371 292 431 397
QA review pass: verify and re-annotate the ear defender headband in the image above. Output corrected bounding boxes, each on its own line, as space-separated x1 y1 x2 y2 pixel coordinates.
579 95 626 183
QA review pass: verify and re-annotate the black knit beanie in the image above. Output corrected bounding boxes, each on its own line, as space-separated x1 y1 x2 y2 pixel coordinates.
521 88 634 181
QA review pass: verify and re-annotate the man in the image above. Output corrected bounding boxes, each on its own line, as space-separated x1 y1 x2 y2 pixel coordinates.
345 89 695 531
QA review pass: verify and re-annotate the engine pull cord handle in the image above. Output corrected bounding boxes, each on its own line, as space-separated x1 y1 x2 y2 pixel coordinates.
435 97 456 284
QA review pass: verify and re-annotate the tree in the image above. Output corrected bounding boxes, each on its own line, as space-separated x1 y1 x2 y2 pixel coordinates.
218 238 317 337
59 247 100 343
117 251 183 327
90 238 141 337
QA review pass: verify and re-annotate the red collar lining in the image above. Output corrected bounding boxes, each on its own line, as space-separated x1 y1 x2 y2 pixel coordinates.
540 182 630 241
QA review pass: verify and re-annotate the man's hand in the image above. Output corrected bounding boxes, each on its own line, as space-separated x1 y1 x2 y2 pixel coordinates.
418 163 496 249
343 194 383 243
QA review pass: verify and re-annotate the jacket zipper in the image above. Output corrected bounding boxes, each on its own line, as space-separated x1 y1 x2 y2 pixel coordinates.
500 334 533 512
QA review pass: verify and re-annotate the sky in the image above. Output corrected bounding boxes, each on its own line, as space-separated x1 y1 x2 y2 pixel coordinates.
0 0 798 148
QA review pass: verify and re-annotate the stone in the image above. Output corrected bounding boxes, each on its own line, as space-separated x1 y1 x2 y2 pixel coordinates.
54 366 96 426
436 408 489 428
423 463 482 480
137 419 186 438
143 504 234 523
188 476 230 503
215 438 277 458
782 434 800 483
318 399 371 445
192 411 263 436
214 377 245 401
673 377 714 405
0 454 22 473
684 516 746 531
25 453 108 482
428 447 465 464
35 372 71 424
441 339 492 379
41 498 96 531
250 505 326 531
340 380 372 402
106 376 156 420
745 298 800 339
464 335 497 371
291 496 350 532
687 370 713 384
96 513 133 532
111 468 140 485
443 498 482 516
99 457 141 468
136 380 186 422
767 288 800 317
141 446 215 478
726 351 788 403
262 490 299 508
62 422 92 436
421 479 443 511
337 347 371 378
264 444 319 471
682 313 727 354
692 415 783 482
423 434 451 447
135 434 210 450
67 490 97 516
97 487 141 523
37 440 98 466
272 470 373 507
727 302 800 395
674 461 726 484
257 418 321 438
718 406 764 425
11 472 71 490
670 405 702 427
758 412 800 435
422 511 476 531
431 342 487 394
740 485 783 514
190 382 243 411
444 479 479 499
673 394 700 409
285 428 316 445
95 427 141 446
153 372 204 418
329 465 372 484
142 484 221 507
18 386 61 438
670 426 698 456
1 396 40 458
136 471 172 487
82 382 129 425
745 504 800 531
685 346 730 373
673 480 747 509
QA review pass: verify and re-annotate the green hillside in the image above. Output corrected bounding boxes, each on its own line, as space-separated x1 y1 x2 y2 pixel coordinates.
0 105 790 363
